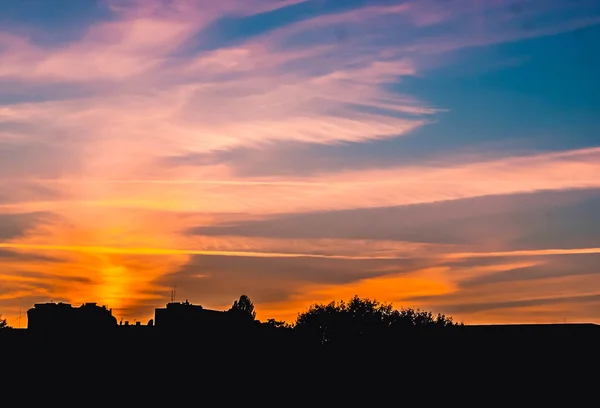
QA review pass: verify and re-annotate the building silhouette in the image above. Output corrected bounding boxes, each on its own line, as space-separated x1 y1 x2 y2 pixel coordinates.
154 300 234 331
27 302 117 331
24 299 247 333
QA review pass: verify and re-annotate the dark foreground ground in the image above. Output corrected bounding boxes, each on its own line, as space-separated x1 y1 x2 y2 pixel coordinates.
2 325 599 404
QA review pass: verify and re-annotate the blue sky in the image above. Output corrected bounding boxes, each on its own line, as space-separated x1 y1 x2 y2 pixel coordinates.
0 0 599 325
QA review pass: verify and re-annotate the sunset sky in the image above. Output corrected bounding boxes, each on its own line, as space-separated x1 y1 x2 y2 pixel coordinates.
1 0 600 327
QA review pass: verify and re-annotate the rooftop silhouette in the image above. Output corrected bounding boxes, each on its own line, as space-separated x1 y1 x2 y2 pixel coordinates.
27 301 117 332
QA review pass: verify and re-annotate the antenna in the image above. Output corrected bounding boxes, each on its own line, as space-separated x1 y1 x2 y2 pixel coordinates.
174 285 177 303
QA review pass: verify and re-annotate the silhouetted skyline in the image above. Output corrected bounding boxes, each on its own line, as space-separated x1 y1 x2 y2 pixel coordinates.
4 294 599 336
3 293 599 406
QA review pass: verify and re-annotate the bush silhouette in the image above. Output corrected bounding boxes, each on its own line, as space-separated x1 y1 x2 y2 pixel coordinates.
0 314 9 330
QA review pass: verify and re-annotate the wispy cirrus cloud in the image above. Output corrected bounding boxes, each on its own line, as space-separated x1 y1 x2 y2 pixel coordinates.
54 146 599 214
1 0 595 186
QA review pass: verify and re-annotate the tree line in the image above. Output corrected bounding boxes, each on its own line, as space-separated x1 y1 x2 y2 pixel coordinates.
228 294 462 345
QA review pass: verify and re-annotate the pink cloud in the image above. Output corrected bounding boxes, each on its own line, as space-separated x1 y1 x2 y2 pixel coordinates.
47 146 597 215
7 146 599 219
0 17 196 81
2 0 589 173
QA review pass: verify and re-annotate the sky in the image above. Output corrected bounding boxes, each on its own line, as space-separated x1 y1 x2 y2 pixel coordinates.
1 0 600 327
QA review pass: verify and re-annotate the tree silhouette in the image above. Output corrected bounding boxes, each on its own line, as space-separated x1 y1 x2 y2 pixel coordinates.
295 296 390 345
228 295 256 320
387 307 460 330
295 295 461 345
0 314 9 330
